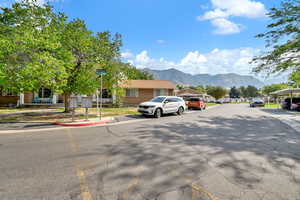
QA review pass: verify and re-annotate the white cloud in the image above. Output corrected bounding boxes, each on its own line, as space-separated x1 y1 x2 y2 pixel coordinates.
1 0 63 7
122 48 261 75
156 40 165 44
180 51 207 65
198 0 267 35
135 50 152 64
210 0 266 19
211 18 242 35
121 51 134 59
199 9 229 20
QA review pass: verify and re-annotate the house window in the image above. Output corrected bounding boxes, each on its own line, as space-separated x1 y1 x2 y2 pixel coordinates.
38 88 52 98
154 89 168 96
125 89 138 97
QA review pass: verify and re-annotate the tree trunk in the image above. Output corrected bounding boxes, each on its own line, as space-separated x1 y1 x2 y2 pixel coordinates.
64 93 71 113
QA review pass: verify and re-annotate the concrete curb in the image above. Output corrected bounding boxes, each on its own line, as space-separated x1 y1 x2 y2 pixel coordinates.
54 117 114 127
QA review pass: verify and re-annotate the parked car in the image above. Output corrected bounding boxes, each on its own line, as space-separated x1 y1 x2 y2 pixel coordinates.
138 96 187 118
186 97 206 110
282 97 300 110
216 99 223 104
250 98 265 107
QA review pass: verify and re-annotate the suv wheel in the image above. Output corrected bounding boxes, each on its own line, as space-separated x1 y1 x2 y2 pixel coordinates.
154 108 162 118
177 107 184 115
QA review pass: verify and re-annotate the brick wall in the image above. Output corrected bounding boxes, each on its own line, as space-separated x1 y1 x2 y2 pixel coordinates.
123 89 154 105
123 88 175 105
0 96 19 106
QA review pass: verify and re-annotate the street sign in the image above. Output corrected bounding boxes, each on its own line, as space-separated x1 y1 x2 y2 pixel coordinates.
96 69 107 76
81 97 93 108
69 97 78 108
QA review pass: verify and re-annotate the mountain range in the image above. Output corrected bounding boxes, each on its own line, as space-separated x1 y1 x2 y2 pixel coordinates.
144 68 265 88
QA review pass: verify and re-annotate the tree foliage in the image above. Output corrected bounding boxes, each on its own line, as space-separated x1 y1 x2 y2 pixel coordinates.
121 63 154 80
206 86 227 100
0 1 146 111
240 85 260 98
229 86 241 98
253 0 300 75
261 83 288 96
0 1 71 93
289 70 300 87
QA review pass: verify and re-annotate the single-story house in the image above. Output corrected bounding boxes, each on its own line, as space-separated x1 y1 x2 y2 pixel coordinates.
120 80 176 105
0 88 63 107
0 80 176 107
176 88 213 102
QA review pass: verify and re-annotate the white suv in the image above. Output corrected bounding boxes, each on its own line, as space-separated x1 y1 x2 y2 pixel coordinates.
138 96 187 118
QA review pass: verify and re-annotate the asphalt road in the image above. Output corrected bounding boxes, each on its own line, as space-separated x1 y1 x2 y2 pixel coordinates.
0 104 299 200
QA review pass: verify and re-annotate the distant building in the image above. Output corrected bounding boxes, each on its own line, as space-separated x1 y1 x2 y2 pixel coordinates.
120 80 176 105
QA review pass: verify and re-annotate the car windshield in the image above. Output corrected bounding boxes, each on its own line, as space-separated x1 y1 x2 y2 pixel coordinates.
150 97 166 102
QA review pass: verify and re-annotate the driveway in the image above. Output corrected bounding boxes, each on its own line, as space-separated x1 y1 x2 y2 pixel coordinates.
0 104 299 200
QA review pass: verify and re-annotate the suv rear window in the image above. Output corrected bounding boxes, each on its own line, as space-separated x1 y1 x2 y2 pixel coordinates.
189 98 201 102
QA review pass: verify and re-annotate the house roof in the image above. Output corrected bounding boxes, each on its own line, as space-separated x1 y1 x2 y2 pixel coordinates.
120 80 176 89
176 88 204 96
270 88 300 95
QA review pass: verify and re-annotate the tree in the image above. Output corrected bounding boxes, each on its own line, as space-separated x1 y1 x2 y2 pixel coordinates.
289 70 300 87
206 86 227 100
121 63 154 80
239 86 247 98
0 1 123 112
60 20 122 111
0 1 71 94
177 84 184 90
245 86 260 97
262 83 288 96
253 0 300 75
239 85 260 97
229 86 241 98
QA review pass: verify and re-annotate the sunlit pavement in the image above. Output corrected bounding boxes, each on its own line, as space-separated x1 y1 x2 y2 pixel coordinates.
0 104 299 200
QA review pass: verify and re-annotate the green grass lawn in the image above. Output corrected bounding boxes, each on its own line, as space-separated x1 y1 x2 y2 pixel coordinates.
206 103 217 107
75 107 138 117
264 103 280 108
0 108 62 114
0 107 138 122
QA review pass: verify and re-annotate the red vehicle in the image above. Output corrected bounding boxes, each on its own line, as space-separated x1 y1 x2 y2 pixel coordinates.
186 97 206 110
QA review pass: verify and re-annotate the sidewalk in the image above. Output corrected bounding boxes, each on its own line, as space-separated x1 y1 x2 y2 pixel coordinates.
260 108 300 133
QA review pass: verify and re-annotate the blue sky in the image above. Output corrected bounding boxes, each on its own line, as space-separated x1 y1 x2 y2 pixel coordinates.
3 0 286 81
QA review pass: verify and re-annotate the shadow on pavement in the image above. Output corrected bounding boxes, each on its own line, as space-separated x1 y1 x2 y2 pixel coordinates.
68 113 300 199
260 108 299 116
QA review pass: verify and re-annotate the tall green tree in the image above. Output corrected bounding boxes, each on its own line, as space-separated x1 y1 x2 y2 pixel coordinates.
239 86 260 97
289 70 300 87
253 0 300 75
60 20 122 111
206 86 227 100
121 63 154 80
0 1 71 93
229 86 241 98
239 86 247 98
0 1 123 112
